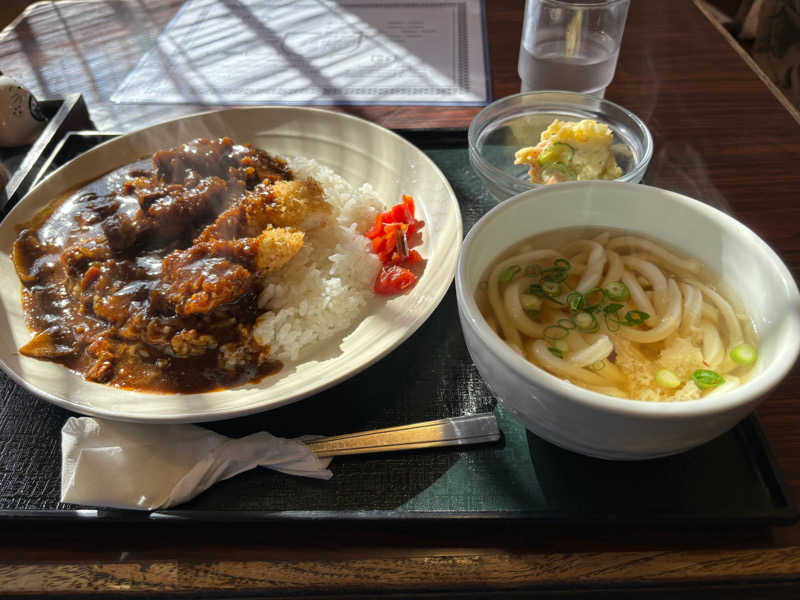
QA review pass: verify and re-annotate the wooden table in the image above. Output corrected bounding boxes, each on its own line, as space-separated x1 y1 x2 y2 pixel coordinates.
2 1 800 597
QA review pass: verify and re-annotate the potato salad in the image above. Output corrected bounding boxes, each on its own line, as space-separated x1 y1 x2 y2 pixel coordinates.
514 119 623 185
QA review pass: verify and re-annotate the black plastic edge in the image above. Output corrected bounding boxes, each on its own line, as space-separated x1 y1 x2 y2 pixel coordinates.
734 414 799 524
1 94 94 216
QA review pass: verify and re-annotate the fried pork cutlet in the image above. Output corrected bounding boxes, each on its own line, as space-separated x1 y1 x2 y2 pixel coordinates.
266 179 332 230
160 226 305 316
170 176 327 317
195 178 332 242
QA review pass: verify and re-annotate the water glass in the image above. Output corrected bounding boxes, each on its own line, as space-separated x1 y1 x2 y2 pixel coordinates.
518 0 630 98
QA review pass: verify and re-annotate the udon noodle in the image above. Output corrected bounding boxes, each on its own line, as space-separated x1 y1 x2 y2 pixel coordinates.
476 228 759 402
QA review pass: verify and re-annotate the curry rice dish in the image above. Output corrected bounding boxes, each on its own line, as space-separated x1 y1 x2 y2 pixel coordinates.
11 137 384 393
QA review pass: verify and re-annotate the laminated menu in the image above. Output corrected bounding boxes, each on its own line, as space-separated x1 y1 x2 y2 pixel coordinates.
112 0 490 106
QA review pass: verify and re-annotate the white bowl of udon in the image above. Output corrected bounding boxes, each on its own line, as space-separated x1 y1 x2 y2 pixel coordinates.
456 181 800 460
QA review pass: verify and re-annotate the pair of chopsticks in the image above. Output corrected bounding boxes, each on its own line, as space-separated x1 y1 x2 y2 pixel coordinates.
305 413 500 458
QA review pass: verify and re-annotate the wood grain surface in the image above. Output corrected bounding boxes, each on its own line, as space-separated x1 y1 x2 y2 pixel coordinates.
3 547 800 594
1 0 800 597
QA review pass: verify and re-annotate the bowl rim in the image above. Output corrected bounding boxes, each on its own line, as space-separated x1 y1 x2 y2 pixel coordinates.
456 180 800 419
467 90 654 196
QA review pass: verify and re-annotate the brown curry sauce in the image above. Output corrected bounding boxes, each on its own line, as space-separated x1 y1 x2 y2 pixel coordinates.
11 137 297 393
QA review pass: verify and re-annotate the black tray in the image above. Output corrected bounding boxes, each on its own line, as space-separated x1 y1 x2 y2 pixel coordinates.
0 129 796 526
0 94 94 215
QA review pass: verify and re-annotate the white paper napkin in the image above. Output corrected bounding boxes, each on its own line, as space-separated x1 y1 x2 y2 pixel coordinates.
60 416 333 510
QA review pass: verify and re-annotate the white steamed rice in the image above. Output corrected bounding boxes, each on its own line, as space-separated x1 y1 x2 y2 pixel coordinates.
253 155 385 361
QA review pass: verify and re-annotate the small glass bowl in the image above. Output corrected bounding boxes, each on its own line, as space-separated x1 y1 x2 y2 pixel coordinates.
468 90 653 202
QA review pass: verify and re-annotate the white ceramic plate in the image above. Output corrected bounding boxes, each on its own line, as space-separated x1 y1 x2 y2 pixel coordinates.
0 107 462 423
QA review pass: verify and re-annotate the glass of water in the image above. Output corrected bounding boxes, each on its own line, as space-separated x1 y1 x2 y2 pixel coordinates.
518 0 630 98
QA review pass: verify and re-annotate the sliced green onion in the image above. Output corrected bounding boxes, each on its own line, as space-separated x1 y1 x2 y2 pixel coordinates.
529 284 545 297
541 268 568 283
557 318 576 330
553 258 571 271
583 287 607 311
566 291 584 311
520 293 542 311
655 369 681 389
624 310 649 326
730 343 757 365
691 369 725 389
541 281 562 296
529 284 564 304
544 324 570 341
573 311 598 333
551 338 569 354
588 360 606 371
548 347 564 359
604 313 621 332
500 265 521 282
605 281 630 302
604 303 647 331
